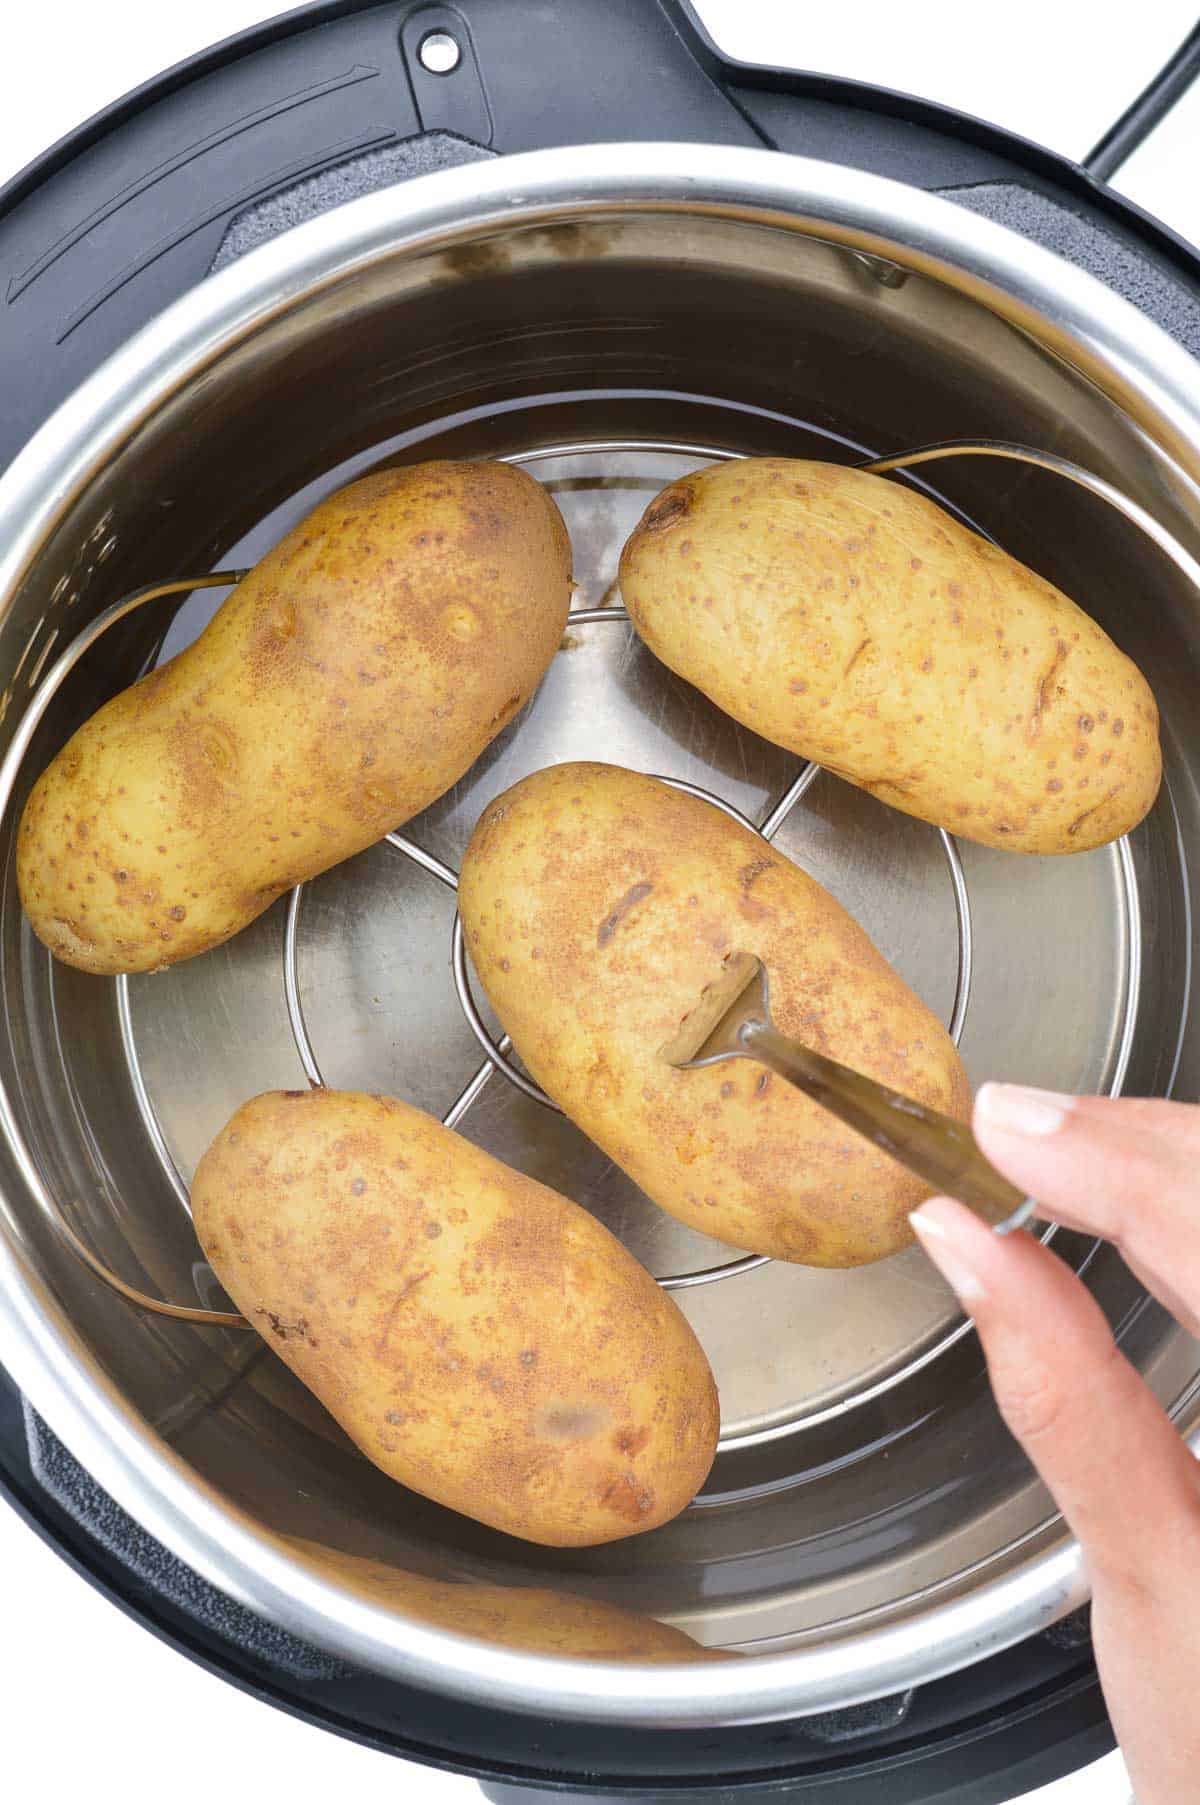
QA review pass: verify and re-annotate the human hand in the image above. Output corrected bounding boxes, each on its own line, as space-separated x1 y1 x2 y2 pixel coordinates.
910 1088 1200 1805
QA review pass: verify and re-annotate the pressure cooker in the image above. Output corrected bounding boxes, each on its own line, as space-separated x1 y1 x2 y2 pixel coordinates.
2 3 1199 1799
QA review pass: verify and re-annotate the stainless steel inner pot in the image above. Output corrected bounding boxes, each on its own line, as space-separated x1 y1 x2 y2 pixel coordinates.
1 144 1199 1728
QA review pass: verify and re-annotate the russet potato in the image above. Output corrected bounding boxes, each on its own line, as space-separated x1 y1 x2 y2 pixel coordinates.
619 458 1160 854
287 1540 724 1662
459 761 971 1267
192 1088 719 1547
19 460 571 973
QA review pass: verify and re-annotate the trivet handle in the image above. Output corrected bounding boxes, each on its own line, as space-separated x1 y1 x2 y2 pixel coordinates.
859 438 1200 601
0 571 254 1329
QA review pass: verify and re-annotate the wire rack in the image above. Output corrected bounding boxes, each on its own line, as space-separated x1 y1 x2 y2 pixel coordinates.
6 436 1195 1330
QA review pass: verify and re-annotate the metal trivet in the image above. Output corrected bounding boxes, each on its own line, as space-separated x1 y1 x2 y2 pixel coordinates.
5 438 1191 1329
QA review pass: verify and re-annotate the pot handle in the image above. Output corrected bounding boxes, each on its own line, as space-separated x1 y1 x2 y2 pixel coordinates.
207 130 497 276
204 0 1200 367
6 0 1200 473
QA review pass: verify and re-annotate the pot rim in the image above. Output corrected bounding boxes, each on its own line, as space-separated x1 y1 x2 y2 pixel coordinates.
0 141 1198 1727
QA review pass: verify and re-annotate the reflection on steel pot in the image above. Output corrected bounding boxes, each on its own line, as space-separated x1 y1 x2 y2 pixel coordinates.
0 145 1197 1731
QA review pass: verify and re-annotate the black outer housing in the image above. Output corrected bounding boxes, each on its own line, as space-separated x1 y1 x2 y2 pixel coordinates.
2 0 1193 1794
0 1365 1112 1805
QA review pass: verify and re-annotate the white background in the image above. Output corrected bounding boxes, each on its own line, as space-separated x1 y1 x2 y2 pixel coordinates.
4 2 1196 1798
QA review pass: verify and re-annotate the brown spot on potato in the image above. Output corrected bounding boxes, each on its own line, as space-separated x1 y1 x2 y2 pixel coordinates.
639 488 691 535
199 723 238 773
1067 787 1121 838
615 1425 651 1457
739 856 773 891
601 1475 656 1521
254 1309 314 1344
1029 639 1070 738
379 1266 431 1326
597 880 653 945
260 598 298 648
539 1406 607 1441
489 691 522 727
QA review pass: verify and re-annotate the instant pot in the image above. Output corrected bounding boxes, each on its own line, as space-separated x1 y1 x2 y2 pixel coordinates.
3 3 1200 1799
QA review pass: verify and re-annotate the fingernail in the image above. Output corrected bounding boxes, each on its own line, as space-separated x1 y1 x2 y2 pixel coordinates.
910 1197 988 1302
977 1082 1071 1138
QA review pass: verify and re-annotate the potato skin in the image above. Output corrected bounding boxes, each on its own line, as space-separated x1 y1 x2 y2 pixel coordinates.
191 1089 718 1548
286 1540 724 1662
619 458 1161 854
459 762 971 1267
19 460 571 974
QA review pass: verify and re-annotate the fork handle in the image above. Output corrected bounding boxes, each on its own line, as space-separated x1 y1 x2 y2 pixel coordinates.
744 1022 1035 1233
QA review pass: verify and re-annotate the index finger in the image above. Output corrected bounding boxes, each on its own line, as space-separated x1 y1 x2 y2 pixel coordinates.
973 1085 1200 1333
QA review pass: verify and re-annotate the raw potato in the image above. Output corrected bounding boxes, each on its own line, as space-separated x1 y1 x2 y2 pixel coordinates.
287 1540 724 1662
19 460 571 974
192 1089 719 1547
619 458 1161 854
459 762 971 1267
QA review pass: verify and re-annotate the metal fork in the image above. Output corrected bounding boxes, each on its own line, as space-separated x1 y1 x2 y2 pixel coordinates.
660 953 1036 1234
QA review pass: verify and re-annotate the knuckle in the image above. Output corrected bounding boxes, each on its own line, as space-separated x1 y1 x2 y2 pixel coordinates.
991 1326 1128 1452
993 1360 1070 1446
